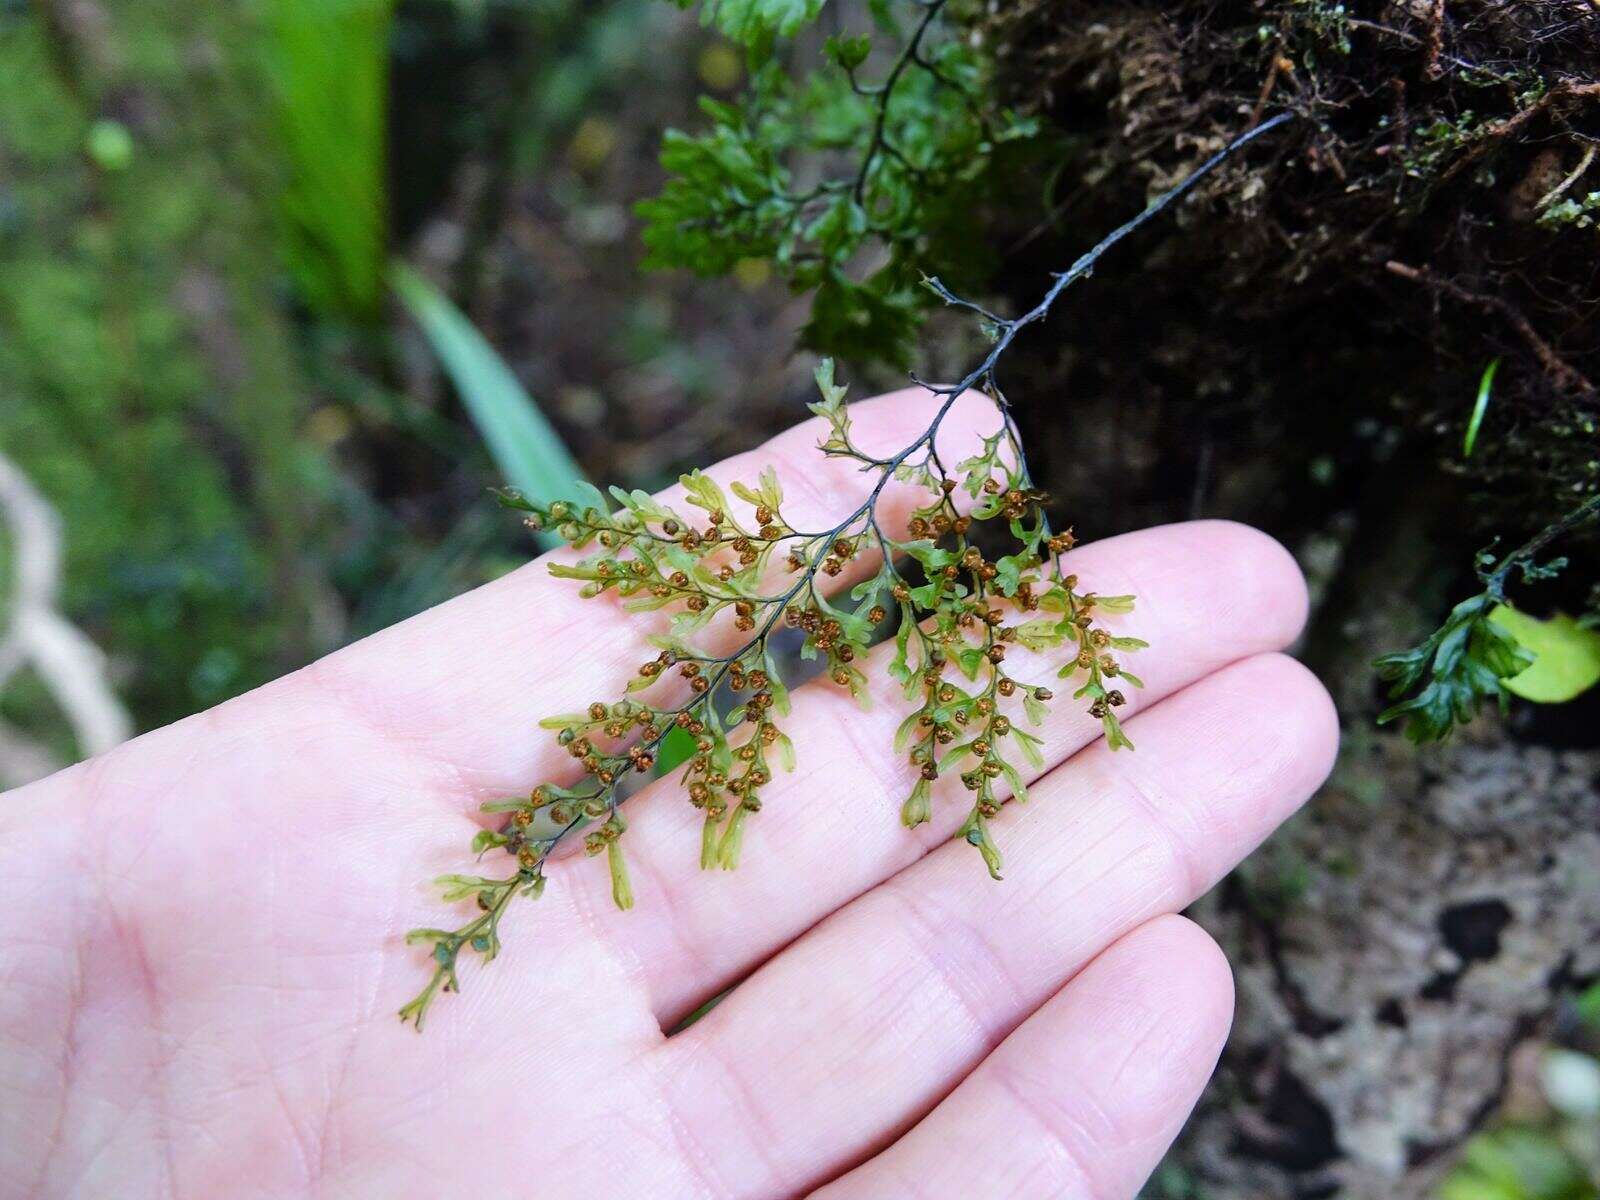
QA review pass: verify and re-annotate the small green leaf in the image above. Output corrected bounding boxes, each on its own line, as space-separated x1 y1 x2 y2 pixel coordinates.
963 817 1003 880
1022 689 1049 726
824 33 871 71
894 709 924 753
680 0 828 45
901 778 932 827
809 358 854 446
1012 728 1046 769
1102 709 1135 751
680 469 731 518
608 839 635 911
470 829 507 855
998 759 1029 804
1488 605 1600 703
773 731 797 772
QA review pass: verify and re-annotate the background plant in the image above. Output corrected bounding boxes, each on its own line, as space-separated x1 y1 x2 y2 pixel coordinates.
1437 982 1600 1200
642 0 1045 366
1376 496 1600 742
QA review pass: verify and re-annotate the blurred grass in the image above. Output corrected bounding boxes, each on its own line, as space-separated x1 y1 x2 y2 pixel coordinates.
264 0 396 322
393 262 588 544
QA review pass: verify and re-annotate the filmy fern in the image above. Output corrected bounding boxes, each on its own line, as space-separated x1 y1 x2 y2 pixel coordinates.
1376 493 1600 742
399 113 1295 1028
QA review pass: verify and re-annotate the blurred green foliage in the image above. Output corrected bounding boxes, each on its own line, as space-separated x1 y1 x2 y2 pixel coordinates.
0 0 856 760
0 0 773 762
1438 988 1600 1200
264 0 396 321
1442 1131 1597 1200
643 0 1041 367
0 7 324 737
673 0 825 46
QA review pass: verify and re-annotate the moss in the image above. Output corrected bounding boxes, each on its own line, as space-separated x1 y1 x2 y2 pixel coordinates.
0 8 327 729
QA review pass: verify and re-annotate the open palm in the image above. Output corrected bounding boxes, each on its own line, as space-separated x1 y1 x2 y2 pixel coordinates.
0 391 1336 1200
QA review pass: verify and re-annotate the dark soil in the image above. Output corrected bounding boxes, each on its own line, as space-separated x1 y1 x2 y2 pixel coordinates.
981 0 1599 569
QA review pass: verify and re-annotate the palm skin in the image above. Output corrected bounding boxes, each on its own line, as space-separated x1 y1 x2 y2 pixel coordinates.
0 391 1337 1200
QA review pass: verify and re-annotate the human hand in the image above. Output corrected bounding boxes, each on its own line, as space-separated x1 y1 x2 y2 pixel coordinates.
0 390 1336 1199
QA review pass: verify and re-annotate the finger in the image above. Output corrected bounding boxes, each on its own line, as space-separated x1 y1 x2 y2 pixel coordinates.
647 653 1336 1198
810 915 1234 1200
564 521 1308 1022
264 388 1000 801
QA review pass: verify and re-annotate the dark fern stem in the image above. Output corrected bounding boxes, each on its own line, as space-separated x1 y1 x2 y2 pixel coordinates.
846 0 961 204
400 113 1297 1029
1481 495 1600 602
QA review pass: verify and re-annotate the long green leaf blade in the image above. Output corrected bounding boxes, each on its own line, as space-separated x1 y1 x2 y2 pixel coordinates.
392 264 588 547
1462 357 1499 458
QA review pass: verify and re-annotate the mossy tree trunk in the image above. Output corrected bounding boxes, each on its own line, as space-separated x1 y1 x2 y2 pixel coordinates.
3 2 334 735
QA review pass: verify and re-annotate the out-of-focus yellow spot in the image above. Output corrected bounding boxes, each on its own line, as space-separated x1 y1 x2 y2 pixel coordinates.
698 43 742 91
733 257 770 290
1490 605 1600 704
567 116 618 172
305 405 353 446
557 384 605 427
